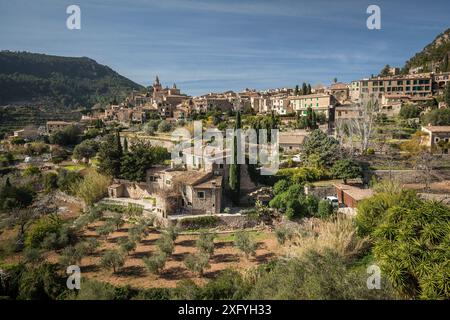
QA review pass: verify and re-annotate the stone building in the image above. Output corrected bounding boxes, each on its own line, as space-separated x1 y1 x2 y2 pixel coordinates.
421 126 450 154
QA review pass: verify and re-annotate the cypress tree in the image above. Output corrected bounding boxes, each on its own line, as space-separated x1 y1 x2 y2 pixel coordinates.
445 82 450 108
302 83 308 95
229 111 241 205
307 84 312 94
442 53 449 72
123 137 128 153
116 131 123 158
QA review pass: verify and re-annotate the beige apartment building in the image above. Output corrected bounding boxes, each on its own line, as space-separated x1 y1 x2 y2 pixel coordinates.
359 73 433 101
193 97 234 113
288 94 336 117
349 81 360 102
334 104 363 120
271 95 291 115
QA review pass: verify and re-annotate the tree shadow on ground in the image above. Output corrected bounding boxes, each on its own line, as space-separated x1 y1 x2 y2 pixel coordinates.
214 241 234 249
203 269 222 279
116 265 146 277
160 266 188 280
130 250 152 259
81 264 101 273
212 253 240 263
253 252 275 263
140 238 158 246
171 252 190 262
106 235 128 244
176 239 196 247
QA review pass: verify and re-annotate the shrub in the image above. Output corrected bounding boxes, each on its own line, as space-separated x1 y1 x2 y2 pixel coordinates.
143 251 167 274
234 231 257 259
355 189 420 236
372 200 450 299
330 159 362 184
172 279 202 300
96 221 115 239
177 216 220 230
43 172 58 193
23 247 45 265
316 200 334 218
118 238 136 255
248 250 396 300
184 252 210 276
196 232 216 256
100 250 125 273
59 246 85 266
17 263 64 300
57 169 82 194
66 279 116 300
132 287 172 300
110 212 124 230
201 269 250 300
165 224 179 241
275 227 293 245
72 169 111 206
23 165 41 177
25 215 63 248
157 234 174 256
40 225 73 250
273 179 289 195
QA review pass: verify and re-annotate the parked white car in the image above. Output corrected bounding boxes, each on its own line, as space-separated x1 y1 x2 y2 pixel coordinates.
326 196 339 207
291 154 301 162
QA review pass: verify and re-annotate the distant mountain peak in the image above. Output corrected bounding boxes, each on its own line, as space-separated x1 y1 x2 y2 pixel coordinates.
404 28 450 73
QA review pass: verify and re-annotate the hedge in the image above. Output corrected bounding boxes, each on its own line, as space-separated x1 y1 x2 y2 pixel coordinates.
177 216 220 230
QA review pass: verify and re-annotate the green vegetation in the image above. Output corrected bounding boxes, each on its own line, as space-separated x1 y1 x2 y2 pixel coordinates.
403 28 450 73
72 169 111 206
143 252 167 274
422 108 450 126
234 231 257 259
399 104 421 119
300 129 341 168
330 159 362 184
72 139 99 161
100 249 125 273
184 252 211 276
49 125 82 146
120 140 169 181
177 216 221 230
0 177 35 211
356 187 449 299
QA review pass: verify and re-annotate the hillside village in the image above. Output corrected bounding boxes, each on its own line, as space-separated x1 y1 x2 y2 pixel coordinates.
1 32 450 300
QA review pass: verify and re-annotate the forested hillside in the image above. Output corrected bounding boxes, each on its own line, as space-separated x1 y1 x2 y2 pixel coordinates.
403 28 450 73
0 51 144 108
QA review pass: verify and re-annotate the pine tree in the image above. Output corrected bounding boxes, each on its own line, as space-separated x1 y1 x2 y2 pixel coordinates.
98 133 123 178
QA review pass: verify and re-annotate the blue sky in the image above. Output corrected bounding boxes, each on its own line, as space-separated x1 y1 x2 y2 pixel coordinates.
1 0 449 96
